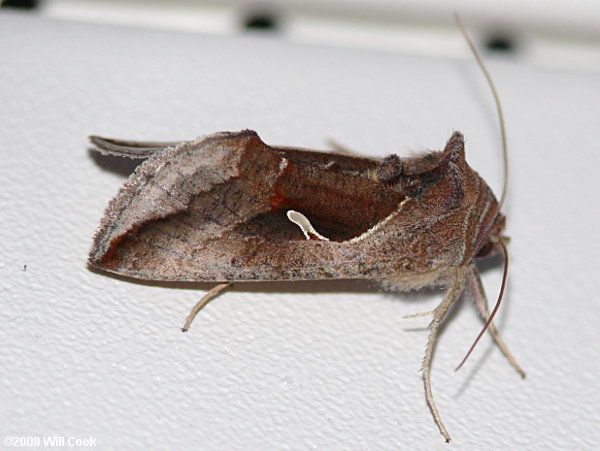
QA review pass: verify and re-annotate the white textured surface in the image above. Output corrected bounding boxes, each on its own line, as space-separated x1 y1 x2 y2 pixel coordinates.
1 11 599 451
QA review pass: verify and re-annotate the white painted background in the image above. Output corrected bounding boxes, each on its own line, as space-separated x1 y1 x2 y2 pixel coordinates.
1 9 598 451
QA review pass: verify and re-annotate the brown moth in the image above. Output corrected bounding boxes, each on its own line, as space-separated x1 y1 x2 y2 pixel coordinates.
88 17 524 442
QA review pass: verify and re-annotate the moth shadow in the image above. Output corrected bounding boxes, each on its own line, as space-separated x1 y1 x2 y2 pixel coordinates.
475 251 504 274
88 149 144 176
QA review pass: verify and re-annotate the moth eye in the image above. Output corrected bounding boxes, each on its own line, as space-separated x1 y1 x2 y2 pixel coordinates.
376 154 403 184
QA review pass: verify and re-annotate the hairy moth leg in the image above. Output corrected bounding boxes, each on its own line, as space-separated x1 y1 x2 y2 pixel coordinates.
466 264 525 378
423 266 468 442
182 283 232 332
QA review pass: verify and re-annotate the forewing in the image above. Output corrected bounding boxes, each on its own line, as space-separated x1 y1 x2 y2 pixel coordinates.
89 130 405 281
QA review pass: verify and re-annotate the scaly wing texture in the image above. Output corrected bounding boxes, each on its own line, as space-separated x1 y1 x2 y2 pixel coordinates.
89 130 484 282
91 131 405 281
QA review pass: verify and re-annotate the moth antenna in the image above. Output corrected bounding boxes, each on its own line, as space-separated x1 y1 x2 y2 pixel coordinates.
454 13 509 210
455 239 509 371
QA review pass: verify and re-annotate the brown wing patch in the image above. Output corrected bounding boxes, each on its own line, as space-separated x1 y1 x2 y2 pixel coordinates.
90 131 404 280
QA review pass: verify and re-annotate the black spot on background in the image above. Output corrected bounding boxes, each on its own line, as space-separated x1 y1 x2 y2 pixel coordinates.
2 0 39 9
243 11 279 32
485 33 516 53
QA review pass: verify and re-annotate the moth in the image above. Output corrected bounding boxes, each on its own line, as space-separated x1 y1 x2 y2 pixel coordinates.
88 17 524 442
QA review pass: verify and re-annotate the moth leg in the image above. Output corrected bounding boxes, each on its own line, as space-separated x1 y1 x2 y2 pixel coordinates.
181 283 232 332
423 266 468 442
466 264 526 378
402 310 434 319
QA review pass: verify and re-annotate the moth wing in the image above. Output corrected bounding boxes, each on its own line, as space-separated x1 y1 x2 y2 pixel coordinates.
89 130 405 282
89 136 181 158
89 135 378 167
